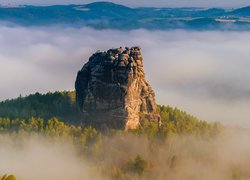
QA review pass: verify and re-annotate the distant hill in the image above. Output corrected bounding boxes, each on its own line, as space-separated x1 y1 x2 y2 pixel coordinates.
0 2 249 30
231 6 250 16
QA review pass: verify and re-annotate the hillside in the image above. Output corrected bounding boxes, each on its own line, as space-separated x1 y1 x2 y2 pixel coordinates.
231 6 250 16
0 91 221 137
0 91 81 124
0 2 249 30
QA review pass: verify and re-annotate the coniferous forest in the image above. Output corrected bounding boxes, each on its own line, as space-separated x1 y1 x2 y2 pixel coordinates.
0 91 231 180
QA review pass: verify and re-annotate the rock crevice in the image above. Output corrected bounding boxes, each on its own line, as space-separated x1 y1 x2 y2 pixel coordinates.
75 46 160 130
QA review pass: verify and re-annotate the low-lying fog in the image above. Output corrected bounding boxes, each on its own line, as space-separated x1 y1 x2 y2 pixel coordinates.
0 135 101 180
1 131 250 180
0 26 249 127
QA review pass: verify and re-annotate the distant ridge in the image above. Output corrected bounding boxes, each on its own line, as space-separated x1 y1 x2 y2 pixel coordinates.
231 6 250 16
85 1 131 9
0 2 249 30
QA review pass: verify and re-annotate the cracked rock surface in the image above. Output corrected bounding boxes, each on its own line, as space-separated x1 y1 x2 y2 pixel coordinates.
75 47 160 130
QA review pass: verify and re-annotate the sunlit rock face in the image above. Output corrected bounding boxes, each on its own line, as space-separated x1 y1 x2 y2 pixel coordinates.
75 47 160 130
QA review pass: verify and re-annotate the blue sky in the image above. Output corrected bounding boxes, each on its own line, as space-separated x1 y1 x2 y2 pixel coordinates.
0 0 249 8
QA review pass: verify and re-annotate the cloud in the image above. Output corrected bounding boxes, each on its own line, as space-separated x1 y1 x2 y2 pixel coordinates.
0 26 249 126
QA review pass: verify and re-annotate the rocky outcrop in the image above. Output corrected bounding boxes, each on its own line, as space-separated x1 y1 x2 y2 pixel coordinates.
75 46 160 130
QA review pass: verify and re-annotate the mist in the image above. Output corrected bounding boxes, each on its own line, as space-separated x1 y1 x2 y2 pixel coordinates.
1 130 250 179
0 135 101 180
0 26 249 127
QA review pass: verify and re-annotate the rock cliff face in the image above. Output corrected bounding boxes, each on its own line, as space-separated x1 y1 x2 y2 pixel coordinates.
75 47 160 130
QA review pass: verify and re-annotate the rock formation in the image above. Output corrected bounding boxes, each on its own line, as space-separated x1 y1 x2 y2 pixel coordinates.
75 46 160 130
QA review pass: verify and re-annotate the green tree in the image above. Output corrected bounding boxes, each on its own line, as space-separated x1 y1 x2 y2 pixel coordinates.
45 118 70 137
124 155 149 176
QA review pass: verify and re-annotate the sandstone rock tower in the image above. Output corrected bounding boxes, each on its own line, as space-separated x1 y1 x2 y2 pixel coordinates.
75 47 160 130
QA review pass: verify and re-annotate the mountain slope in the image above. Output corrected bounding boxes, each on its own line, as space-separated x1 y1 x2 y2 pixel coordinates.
0 2 249 30
231 6 250 16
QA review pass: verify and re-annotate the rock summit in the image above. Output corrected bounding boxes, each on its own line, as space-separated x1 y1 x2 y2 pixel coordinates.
75 47 160 130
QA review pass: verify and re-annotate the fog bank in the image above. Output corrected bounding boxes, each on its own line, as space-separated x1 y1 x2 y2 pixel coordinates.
0 136 100 180
1 129 250 179
0 26 249 126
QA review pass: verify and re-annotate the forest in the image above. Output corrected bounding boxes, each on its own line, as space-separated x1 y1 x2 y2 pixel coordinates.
0 91 230 180
0 91 221 138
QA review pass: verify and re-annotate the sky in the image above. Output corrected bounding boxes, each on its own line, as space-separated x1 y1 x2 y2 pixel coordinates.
0 26 249 127
0 0 249 8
